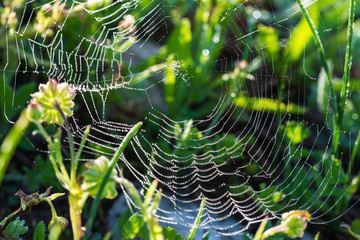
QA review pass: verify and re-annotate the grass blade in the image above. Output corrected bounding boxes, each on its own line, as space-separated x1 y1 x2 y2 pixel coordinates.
185 198 207 240
295 0 338 151
333 0 356 155
0 110 29 186
84 122 142 238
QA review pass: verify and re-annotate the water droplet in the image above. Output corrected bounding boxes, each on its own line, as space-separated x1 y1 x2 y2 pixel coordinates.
352 113 358 120
213 36 220 43
253 10 262 20
222 74 229 81
231 93 236 98
279 38 288 47
202 49 210 56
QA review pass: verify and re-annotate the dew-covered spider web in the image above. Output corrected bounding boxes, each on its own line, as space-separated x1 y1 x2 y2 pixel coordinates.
2 0 359 237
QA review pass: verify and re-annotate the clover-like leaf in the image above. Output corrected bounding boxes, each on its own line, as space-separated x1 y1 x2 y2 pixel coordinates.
81 156 118 199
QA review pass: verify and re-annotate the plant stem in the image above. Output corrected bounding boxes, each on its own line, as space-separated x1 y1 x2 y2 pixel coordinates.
333 0 356 155
0 110 30 186
348 129 360 186
84 122 143 239
254 217 269 240
295 0 338 152
54 104 76 186
53 131 70 185
185 198 207 240
68 193 83 240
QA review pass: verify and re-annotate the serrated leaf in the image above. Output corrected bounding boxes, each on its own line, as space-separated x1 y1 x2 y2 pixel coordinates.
121 212 145 240
33 221 46 240
163 226 183 240
2 218 28 240
81 156 118 199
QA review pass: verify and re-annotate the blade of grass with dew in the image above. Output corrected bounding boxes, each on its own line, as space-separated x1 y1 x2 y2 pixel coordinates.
333 0 356 155
84 122 142 239
348 129 360 187
253 217 269 240
0 110 29 186
185 198 207 240
295 0 338 152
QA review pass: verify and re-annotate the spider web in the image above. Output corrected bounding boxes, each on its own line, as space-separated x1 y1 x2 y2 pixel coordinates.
1 0 359 237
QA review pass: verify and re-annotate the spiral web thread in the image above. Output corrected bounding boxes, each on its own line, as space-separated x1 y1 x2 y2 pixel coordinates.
1 0 359 237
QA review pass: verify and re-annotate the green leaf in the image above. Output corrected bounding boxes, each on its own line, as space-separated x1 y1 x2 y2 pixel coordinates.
201 232 210 240
242 232 254 240
234 96 306 114
283 121 311 145
352 219 360 234
164 54 177 112
81 156 118 199
147 215 163 240
144 180 158 209
2 218 28 240
185 198 206 240
314 232 320 240
114 209 132 237
256 24 280 62
285 3 319 62
168 18 193 65
317 63 333 117
121 212 145 240
33 221 46 240
163 227 183 240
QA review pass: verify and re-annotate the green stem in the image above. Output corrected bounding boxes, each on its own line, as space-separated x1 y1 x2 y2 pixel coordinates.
40 198 57 219
54 104 76 186
0 110 30 186
84 122 143 239
262 224 285 239
295 0 338 152
185 198 207 240
254 217 269 240
0 208 23 231
348 129 360 186
74 125 91 164
53 131 70 186
49 152 68 188
35 122 70 188
34 121 53 144
333 0 356 155
68 193 83 240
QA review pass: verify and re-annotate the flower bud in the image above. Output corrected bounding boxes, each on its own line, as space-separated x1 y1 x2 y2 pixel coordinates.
48 216 68 240
26 100 44 122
